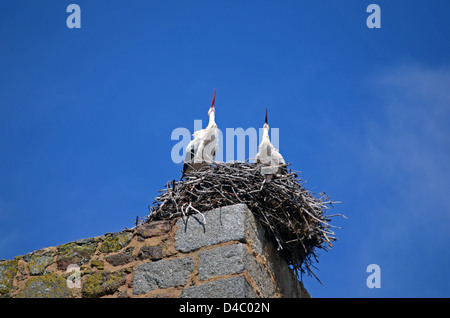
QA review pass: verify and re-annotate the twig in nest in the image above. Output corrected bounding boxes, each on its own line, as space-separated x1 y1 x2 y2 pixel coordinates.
186 203 206 225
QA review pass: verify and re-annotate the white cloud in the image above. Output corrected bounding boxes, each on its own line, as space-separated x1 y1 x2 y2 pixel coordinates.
354 65 450 296
366 63 450 221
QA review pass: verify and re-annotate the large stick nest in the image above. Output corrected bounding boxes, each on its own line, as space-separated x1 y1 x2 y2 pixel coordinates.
145 162 343 282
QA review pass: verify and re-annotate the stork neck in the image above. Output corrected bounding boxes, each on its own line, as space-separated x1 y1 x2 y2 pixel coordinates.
207 111 216 128
262 124 270 138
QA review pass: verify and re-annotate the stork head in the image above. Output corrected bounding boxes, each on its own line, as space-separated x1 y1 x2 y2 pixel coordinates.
208 88 216 116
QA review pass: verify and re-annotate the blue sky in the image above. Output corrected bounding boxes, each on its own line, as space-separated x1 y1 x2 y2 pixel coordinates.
1 1 449 297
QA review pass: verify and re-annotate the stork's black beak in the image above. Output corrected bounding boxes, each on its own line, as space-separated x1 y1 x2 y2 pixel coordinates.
265 108 268 124
211 88 216 109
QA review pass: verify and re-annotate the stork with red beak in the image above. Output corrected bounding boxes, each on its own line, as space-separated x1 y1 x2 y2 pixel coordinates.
255 108 286 175
182 89 219 177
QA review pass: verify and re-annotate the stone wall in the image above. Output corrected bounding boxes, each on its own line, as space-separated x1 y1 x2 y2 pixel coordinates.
0 204 310 298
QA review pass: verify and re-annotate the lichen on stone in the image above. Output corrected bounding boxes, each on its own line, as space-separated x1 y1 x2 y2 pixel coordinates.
0 259 18 296
57 240 98 271
99 232 132 254
82 270 126 298
90 258 104 270
23 251 55 275
18 273 71 298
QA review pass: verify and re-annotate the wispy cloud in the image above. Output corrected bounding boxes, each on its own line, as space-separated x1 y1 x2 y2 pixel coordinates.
366 63 450 220
355 63 450 296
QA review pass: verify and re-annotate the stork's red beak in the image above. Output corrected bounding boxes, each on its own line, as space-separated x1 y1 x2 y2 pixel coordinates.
265 108 268 124
211 88 216 109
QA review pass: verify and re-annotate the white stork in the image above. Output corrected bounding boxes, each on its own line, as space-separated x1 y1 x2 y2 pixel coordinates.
182 89 219 177
255 108 287 175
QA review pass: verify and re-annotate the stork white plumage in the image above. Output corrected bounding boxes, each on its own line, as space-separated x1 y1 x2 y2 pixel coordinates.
255 108 287 175
182 89 219 178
